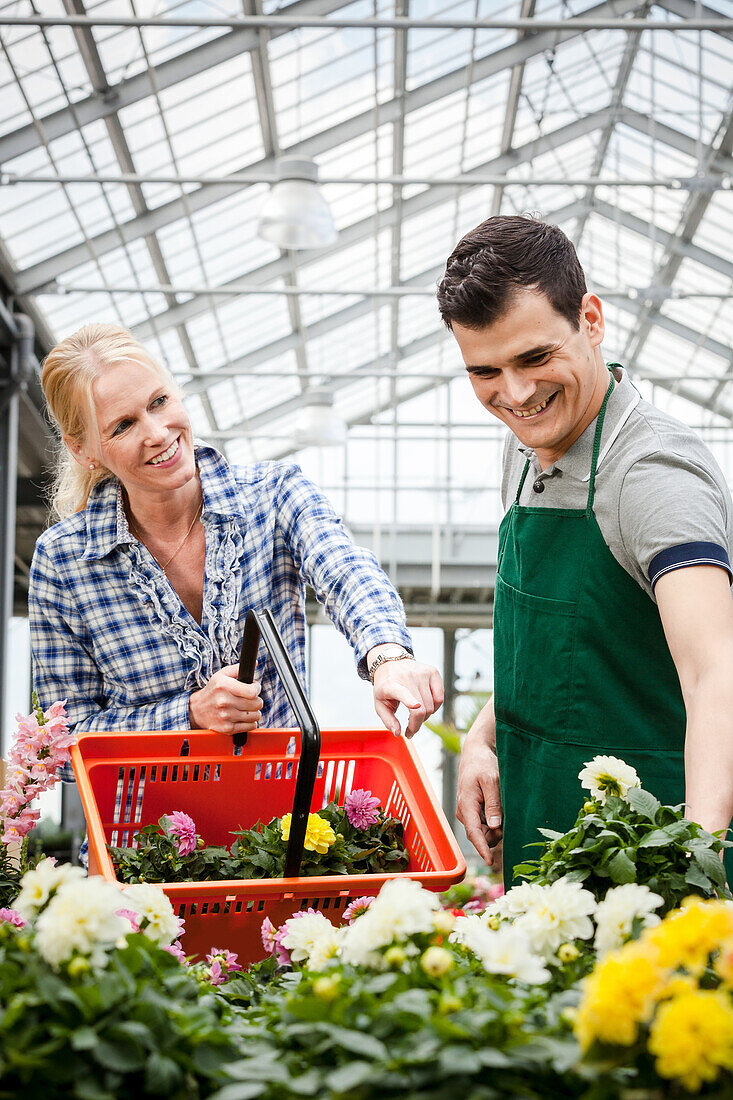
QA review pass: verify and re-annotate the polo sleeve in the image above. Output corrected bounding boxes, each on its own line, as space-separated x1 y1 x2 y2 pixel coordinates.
617 450 733 595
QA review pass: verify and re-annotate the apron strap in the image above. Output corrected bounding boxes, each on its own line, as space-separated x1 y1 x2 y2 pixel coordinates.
515 457 532 503
585 369 616 516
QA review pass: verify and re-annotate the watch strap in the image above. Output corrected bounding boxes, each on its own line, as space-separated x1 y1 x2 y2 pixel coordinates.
368 651 414 683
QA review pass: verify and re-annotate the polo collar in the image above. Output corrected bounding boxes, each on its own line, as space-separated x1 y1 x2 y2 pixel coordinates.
81 442 243 561
517 365 639 481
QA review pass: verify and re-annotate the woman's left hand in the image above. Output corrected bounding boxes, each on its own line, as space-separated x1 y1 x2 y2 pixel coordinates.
371 660 444 738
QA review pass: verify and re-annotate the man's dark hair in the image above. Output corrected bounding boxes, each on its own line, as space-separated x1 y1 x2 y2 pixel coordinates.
437 215 587 331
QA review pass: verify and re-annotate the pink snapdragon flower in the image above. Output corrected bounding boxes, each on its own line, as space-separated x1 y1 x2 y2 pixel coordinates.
164 810 198 856
1 699 74 843
0 907 25 927
344 788 381 829
343 895 374 923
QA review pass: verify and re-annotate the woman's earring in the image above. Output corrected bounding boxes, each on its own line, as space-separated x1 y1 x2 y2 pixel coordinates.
89 463 96 470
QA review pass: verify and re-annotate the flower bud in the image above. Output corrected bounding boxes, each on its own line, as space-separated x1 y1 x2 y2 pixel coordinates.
384 945 407 967
420 946 454 978
582 801 596 814
487 916 500 931
68 956 91 978
433 910 456 935
313 975 340 1002
558 943 580 963
438 992 463 1015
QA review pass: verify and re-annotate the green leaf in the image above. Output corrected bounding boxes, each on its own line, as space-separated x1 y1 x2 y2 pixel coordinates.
638 828 677 847
92 1038 145 1073
144 1052 183 1094
70 1026 98 1051
607 849 636 884
693 849 728 887
625 787 661 822
325 1061 375 1093
685 863 712 891
537 829 563 841
211 1085 267 1100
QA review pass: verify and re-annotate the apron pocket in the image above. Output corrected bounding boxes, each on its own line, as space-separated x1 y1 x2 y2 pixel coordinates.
494 573 577 743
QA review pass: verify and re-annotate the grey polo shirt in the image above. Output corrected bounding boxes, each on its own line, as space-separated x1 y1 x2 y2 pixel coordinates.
501 365 733 600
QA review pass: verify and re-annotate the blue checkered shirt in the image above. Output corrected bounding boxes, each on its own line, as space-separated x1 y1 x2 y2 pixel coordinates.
29 445 411 782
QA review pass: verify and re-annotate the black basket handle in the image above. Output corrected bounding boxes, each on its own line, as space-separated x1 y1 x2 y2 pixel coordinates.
236 608 321 878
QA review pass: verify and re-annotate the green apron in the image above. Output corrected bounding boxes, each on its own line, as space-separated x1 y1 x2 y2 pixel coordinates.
494 371 732 886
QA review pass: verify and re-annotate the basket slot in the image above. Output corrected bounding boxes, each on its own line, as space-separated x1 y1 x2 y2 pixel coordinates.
333 760 346 803
172 765 178 782
161 765 168 782
316 761 324 778
113 767 126 819
254 763 261 780
150 765 157 782
133 767 146 822
214 764 221 781
182 764 189 781
322 760 335 804
286 761 293 780
203 764 210 782
193 764 200 782
265 763 272 780
275 762 282 780
233 744 243 757
344 759 355 799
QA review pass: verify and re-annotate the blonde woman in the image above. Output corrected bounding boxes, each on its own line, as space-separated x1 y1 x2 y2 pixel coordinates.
29 324 443 756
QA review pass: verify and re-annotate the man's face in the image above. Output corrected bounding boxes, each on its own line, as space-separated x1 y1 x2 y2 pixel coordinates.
452 288 605 462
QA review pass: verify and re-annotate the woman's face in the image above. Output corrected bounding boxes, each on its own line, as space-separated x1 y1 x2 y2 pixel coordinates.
80 360 196 498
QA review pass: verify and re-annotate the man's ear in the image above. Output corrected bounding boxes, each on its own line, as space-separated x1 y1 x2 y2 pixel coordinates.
580 293 605 348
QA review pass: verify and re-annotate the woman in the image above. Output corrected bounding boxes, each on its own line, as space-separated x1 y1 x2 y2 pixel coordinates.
29 324 443 749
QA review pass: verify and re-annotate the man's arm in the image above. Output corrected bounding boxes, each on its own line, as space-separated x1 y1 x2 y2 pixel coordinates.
455 696 503 865
656 564 733 837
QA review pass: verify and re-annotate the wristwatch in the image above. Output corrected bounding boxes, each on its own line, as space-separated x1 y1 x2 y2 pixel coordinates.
368 644 414 683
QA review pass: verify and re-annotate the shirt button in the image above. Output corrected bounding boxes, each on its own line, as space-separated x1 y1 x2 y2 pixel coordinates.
533 479 545 493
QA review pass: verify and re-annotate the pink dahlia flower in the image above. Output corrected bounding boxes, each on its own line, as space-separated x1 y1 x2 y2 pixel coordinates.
163 941 188 964
206 958 225 986
343 895 374 923
116 908 141 933
261 916 278 955
344 789 381 829
207 948 242 974
164 810 198 856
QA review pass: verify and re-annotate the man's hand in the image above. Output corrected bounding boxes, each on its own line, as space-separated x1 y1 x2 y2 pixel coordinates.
370 656 444 738
189 665 263 736
456 699 503 866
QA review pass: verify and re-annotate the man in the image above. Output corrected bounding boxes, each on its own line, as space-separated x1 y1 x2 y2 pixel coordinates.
437 215 733 885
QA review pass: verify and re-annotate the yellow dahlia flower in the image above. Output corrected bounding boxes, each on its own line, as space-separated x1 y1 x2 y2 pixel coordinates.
648 989 733 1093
280 812 336 855
643 897 733 976
575 942 666 1050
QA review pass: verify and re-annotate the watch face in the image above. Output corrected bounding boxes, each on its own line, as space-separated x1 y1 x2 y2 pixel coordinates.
380 645 407 657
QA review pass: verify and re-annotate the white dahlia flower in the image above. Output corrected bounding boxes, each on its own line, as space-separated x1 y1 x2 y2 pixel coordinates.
305 924 344 972
280 910 337 965
452 915 550 985
14 857 85 921
123 883 181 945
338 878 440 968
34 877 130 969
513 878 596 958
578 755 641 804
593 883 663 955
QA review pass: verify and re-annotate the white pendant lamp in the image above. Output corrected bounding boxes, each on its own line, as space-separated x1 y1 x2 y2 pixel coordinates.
293 389 347 448
257 157 337 250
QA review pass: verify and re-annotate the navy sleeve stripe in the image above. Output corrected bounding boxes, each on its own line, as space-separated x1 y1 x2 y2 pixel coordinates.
649 541 732 590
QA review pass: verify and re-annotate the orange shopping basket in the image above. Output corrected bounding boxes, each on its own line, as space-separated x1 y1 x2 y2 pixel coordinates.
71 609 466 963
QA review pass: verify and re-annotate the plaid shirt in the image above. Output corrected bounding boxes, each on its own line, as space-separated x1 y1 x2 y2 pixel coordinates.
29 445 411 781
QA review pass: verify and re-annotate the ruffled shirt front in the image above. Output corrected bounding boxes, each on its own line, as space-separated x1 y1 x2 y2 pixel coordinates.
29 445 411 742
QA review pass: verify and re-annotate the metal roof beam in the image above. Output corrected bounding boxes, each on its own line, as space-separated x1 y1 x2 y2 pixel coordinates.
11 0 640 293
589 196 733 281
0 0 348 166
131 112 609 342
657 0 733 40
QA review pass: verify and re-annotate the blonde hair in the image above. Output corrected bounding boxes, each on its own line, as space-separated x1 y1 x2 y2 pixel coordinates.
41 323 177 519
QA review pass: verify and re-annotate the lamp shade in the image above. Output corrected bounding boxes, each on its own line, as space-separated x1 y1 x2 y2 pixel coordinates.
293 390 347 448
258 157 337 250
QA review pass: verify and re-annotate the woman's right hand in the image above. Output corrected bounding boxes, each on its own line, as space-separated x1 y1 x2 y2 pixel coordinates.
188 665 263 735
